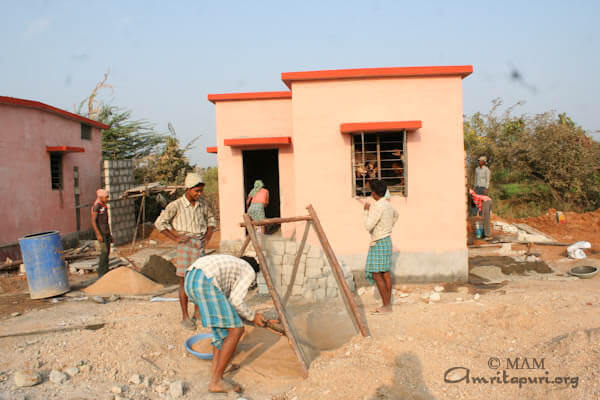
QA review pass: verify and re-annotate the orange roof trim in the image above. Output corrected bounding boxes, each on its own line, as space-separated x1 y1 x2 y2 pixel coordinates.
208 91 292 104
282 65 473 88
206 146 218 154
0 96 109 130
46 146 85 153
340 121 422 134
224 137 292 147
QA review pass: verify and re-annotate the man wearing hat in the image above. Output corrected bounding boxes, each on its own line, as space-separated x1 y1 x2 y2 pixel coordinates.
474 156 490 195
155 172 217 330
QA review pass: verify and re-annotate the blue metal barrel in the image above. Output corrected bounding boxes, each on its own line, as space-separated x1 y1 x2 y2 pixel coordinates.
18 231 70 299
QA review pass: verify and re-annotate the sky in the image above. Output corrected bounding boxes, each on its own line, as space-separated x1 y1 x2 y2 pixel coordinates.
1 0 599 166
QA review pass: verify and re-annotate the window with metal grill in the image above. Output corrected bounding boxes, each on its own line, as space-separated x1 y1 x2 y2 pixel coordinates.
81 124 91 140
50 152 63 190
352 131 407 197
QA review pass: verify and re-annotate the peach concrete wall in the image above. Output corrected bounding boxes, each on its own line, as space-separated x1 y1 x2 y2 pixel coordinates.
290 77 468 280
0 105 102 244
214 99 294 241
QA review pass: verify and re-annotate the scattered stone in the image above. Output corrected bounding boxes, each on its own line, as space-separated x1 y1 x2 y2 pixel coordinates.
129 374 143 385
108 294 120 302
49 370 68 384
80 364 92 374
14 370 41 387
429 293 441 302
474 293 481 300
434 286 444 293
64 367 79 377
155 383 169 393
111 385 124 394
148 240 158 245
92 295 106 304
114 396 130 400
456 286 469 294
142 376 153 387
169 380 185 398
11 312 21 317
420 293 430 300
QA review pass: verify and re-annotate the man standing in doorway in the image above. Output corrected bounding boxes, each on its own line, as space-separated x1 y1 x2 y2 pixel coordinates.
155 172 216 330
91 189 112 278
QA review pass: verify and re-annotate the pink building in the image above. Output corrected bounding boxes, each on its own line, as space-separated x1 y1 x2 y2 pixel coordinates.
208 65 473 282
0 96 108 248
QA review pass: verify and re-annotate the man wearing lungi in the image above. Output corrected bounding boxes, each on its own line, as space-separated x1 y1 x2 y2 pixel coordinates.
155 172 216 330
363 180 398 314
184 254 266 393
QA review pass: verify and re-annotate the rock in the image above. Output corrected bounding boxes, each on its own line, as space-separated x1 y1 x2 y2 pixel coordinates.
64 367 79 377
142 376 153 387
434 286 444 293
114 396 130 400
92 295 106 304
129 374 143 385
474 293 481 300
11 312 21 317
169 380 185 398
429 293 441 302
49 370 68 384
357 287 367 296
148 240 158 245
111 385 124 394
80 364 92 373
108 294 120 302
14 370 41 387
456 286 469 294
155 383 169 394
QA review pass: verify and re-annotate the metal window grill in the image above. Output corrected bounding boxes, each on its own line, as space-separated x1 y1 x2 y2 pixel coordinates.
81 124 92 140
50 152 63 190
352 130 407 197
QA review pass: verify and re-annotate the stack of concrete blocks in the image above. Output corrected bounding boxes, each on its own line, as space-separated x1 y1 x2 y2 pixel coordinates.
102 160 136 245
244 238 355 301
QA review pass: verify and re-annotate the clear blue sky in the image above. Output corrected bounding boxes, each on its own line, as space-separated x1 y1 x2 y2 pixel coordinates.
2 1 598 166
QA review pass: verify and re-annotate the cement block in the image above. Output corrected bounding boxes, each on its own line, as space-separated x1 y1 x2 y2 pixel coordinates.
307 246 322 258
292 285 303 296
303 288 316 302
269 241 285 256
283 254 295 265
282 264 294 276
257 273 265 285
326 274 337 287
285 241 297 255
326 287 338 298
271 255 283 265
306 278 318 290
315 288 326 301
258 284 269 295
305 264 322 279
306 257 323 270
317 277 327 289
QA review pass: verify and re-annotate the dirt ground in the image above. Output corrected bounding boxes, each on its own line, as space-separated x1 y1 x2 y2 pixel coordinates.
1 225 600 399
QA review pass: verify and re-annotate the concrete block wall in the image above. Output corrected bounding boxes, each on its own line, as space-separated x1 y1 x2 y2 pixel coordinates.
102 160 136 245
241 237 355 301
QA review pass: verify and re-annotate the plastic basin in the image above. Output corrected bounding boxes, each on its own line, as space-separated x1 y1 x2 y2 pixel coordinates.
568 266 599 279
185 333 214 360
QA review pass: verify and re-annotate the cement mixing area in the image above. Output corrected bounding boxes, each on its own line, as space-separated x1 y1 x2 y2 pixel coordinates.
1 211 600 400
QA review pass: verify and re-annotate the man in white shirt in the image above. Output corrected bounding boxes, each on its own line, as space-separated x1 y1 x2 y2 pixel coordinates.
363 180 398 314
184 254 266 393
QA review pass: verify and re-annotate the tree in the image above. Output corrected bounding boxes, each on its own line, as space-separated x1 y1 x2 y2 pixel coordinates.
134 136 196 185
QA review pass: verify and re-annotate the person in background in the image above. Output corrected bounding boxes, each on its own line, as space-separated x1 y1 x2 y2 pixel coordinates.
469 188 493 240
474 156 490 195
184 254 266 393
91 189 112 278
155 172 216 330
246 180 269 233
363 180 398 314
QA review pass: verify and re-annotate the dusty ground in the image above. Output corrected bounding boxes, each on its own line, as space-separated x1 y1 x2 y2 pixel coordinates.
1 227 599 399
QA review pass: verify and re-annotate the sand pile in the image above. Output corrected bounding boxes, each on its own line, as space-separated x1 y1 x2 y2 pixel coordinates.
83 267 164 295
140 255 179 285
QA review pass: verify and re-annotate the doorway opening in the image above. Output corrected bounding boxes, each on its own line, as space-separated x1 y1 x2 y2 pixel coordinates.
242 149 281 234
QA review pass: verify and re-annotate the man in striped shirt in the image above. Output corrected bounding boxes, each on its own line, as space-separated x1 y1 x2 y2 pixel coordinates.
185 254 266 393
155 172 217 329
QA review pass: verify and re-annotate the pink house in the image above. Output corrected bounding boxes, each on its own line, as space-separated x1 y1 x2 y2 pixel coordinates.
0 96 108 248
208 65 473 283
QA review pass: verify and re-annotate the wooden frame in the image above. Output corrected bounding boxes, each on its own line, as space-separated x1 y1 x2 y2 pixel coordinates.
239 205 369 377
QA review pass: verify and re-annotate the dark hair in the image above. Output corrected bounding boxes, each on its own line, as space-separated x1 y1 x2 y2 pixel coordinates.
369 179 387 197
240 256 260 273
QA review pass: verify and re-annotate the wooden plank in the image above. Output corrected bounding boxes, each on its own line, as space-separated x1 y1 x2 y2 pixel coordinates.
238 235 252 257
242 214 310 377
306 205 370 337
238 216 311 227
282 221 312 305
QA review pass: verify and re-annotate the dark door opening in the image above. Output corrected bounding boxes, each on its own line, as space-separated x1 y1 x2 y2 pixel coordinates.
242 149 281 234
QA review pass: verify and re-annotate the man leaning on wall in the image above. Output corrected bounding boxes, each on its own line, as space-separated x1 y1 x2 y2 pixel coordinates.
155 172 216 330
